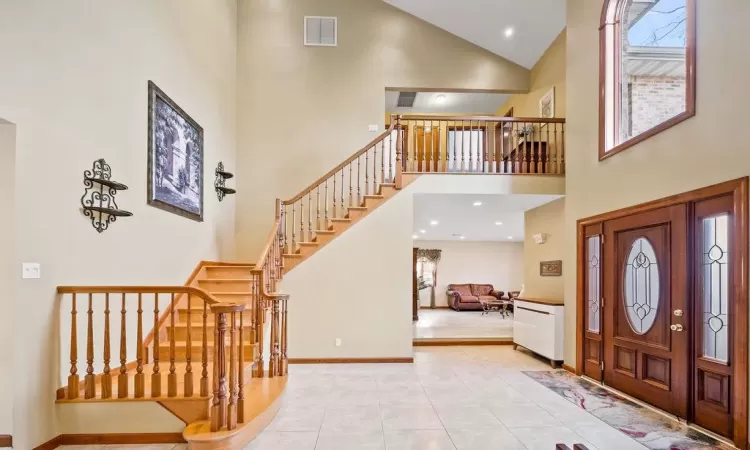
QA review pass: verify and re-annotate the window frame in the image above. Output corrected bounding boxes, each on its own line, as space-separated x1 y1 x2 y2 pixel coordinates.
598 0 697 161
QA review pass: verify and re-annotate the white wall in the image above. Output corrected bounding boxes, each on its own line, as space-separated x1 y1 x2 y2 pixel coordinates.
0 1 237 447
281 174 564 359
523 198 565 301
414 240 524 307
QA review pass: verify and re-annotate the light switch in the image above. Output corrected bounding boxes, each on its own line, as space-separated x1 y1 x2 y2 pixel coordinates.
335 338 342 347
368 124 379 132
22 263 41 279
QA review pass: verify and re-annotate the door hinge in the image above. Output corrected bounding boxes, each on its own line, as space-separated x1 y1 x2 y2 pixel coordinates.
600 234 605 244
600 361 604 371
601 297 604 308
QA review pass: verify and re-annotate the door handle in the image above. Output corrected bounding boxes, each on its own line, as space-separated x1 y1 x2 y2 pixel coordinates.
673 309 684 317
670 324 684 332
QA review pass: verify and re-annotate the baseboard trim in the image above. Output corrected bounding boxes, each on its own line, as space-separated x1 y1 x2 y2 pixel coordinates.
419 306 450 309
34 433 185 449
0 435 11 448
288 357 414 364
562 364 577 374
413 338 513 346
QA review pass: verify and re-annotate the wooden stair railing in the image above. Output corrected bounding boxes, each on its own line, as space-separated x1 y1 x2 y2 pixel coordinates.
56 286 258 433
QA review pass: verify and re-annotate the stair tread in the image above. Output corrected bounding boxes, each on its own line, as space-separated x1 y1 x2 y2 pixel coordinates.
348 206 367 211
298 242 318 247
314 230 335 235
283 253 303 258
204 264 254 269
198 278 253 283
330 218 351 222
364 195 384 199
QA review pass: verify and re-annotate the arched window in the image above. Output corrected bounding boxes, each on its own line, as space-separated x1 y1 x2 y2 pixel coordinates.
599 0 696 159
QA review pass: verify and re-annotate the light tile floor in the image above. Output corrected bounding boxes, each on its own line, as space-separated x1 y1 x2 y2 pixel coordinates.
59 347 649 450
413 309 513 339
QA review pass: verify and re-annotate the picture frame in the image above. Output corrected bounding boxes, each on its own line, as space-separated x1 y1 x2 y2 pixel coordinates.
539 87 555 119
147 81 204 222
540 260 562 276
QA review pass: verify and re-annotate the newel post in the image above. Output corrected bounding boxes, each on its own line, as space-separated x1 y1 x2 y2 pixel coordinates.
395 114 403 189
209 303 245 432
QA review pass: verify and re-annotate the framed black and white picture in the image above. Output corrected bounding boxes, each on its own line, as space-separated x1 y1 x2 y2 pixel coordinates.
147 81 204 222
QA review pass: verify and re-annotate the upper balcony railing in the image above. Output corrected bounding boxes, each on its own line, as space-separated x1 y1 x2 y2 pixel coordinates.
394 114 565 176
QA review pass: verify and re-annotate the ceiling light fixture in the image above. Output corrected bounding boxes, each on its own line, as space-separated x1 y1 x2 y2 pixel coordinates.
495 221 503 226
412 234 419 239
430 220 439 226
473 201 482 206
507 236 513 240
459 236 466 240
504 27 515 38
419 229 426 234
435 94 446 105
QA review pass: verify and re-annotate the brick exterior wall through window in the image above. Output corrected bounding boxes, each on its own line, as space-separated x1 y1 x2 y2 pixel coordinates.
626 75 686 137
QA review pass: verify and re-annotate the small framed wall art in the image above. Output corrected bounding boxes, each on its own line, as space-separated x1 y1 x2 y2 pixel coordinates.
540 260 562 276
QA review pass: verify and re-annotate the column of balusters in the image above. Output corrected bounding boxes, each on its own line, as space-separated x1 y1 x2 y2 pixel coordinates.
560 123 565 174
211 310 228 432
201 301 210 394
151 294 161 397
168 293 177 397
184 294 194 397
134 293 145 398
85 294 95 399
102 293 112 399
118 293 128 398
238 312 245 422
67 293 79 399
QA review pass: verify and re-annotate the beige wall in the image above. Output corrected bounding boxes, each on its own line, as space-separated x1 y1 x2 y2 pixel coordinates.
564 0 750 366
523 198 565 301
0 122 15 436
236 0 531 259
414 240 524 307
0 1 237 447
497 30 567 118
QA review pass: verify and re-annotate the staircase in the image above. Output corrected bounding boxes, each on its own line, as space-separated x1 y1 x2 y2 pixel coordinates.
53 113 565 449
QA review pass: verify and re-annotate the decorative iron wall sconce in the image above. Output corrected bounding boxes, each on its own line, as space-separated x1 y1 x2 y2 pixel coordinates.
81 158 132 233
214 161 236 201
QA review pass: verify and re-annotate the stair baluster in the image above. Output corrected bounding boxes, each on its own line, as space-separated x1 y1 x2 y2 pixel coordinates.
210 309 227 431
135 293 145 398
324 179 329 228
349 162 353 209
201 301 209 396
152 294 161 397
281 296 288 376
380 138 385 187
560 122 565 175
316 186 321 232
67 293 79 399
168 293 177 397
340 169 344 218
299 198 305 244
227 310 238 430
118 293 128 398
85 293 95 399
290 204 296 253
365 146 370 197
184 293 193 397
307 192 312 244
102 293 112 399
238 313 245 422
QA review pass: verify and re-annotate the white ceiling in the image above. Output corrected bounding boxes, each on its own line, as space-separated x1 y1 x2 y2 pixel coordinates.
412 194 562 242
385 91 510 114
383 0 566 69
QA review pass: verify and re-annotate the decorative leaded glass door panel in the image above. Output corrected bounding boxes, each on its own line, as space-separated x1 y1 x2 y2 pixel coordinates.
602 205 689 418
583 223 603 381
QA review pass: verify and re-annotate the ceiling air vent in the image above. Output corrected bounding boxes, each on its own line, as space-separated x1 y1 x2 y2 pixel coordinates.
304 16 337 46
397 91 418 108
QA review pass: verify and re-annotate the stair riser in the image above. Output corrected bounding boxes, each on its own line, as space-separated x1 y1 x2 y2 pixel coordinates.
197 280 254 292
168 326 255 342
177 309 255 323
204 266 254 279
212 293 255 303
150 345 257 362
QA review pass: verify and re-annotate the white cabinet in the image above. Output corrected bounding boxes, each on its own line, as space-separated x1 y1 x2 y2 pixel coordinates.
513 299 564 365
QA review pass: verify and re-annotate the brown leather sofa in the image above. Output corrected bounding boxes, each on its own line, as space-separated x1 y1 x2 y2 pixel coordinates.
447 284 504 311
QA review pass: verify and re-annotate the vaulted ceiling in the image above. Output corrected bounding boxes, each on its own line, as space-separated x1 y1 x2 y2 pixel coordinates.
383 0 566 69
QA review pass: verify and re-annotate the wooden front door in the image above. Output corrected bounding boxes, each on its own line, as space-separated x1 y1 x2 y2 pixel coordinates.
602 205 689 417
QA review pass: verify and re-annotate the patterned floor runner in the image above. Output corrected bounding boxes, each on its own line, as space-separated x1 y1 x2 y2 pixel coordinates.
524 370 731 450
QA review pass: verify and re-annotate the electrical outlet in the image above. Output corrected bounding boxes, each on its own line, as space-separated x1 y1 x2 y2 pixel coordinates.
368 124 379 132
22 263 41 279
335 338 342 347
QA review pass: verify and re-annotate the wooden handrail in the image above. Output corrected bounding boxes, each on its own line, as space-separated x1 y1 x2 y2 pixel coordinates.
57 286 223 304
283 123 396 204
394 114 566 124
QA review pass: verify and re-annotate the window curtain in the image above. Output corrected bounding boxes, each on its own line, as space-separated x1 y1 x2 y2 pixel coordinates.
417 249 442 309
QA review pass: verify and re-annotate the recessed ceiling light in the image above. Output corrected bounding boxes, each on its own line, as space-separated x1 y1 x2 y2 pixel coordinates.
495 221 503 226
435 94 446 105
412 234 419 239
503 131 510 137
507 236 513 240
419 229 426 234
473 201 482 206
504 27 515 38
459 236 466 240
430 220 439 226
